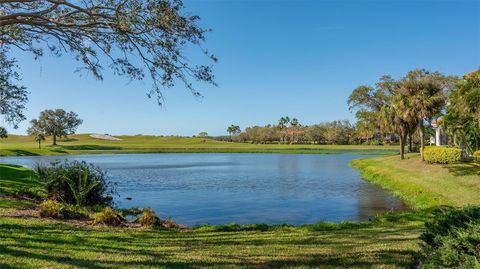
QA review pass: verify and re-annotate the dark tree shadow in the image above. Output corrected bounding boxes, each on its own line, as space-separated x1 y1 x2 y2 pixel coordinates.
6 150 39 156
445 162 480 176
60 145 123 151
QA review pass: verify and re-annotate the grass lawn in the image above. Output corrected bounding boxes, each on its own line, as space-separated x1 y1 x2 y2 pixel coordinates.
0 134 398 156
0 154 478 268
351 154 480 209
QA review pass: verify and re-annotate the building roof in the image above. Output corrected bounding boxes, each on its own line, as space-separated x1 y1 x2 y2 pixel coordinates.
431 118 443 127
466 70 480 77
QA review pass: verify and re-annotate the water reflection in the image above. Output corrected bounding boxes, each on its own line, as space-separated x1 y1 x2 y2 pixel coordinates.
0 153 407 225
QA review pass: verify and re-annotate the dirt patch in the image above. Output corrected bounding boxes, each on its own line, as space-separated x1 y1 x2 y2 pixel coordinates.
0 209 187 230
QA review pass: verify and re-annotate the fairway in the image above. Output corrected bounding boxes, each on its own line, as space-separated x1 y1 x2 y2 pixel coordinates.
0 134 398 156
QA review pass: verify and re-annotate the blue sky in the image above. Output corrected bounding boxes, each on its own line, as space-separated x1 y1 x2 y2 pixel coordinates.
7 0 480 136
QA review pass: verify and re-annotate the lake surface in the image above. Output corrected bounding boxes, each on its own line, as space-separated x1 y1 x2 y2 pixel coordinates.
0 153 407 226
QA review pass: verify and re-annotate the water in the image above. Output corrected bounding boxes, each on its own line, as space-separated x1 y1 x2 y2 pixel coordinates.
0 153 407 226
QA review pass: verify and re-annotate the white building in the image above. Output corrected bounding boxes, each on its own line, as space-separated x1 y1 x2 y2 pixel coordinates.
431 118 447 146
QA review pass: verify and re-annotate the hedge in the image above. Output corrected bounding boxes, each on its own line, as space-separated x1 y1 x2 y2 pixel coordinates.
424 146 462 164
474 150 480 163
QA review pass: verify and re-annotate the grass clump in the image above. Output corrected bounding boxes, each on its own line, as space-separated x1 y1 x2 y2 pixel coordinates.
92 207 125 226
38 199 88 220
136 208 181 228
420 206 480 268
138 208 161 227
424 146 463 164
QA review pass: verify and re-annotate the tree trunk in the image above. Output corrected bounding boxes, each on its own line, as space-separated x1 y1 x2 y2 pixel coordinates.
38 140 41 149
408 133 413 153
52 134 57 145
419 121 425 162
399 133 405 160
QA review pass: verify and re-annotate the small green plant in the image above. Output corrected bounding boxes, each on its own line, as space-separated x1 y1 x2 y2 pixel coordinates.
38 200 88 219
64 168 100 206
424 146 462 164
474 150 480 162
420 206 480 268
138 208 161 228
92 207 125 226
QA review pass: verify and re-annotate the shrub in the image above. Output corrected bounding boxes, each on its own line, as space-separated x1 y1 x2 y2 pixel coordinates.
92 207 125 226
38 200 61 218
420 206 480 268
38 200 89 219
35 160 115 206
424 146 462 164
138 208 161 227
474 150 480 162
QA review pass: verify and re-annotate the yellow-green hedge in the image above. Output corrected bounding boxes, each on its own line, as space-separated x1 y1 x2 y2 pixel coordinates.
424 146 462 164
474 150 480 162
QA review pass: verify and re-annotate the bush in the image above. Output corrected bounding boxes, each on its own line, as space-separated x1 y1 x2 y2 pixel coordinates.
138 208 161 227
420 206 480 268
424 146 462 164
92 207 125 226
474 150 480 162
35 160 115 206
38 200 89 220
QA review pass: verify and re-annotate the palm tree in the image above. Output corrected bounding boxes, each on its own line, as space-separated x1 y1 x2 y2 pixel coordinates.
381 96 413 160
227 125 241 140
401 70 448 161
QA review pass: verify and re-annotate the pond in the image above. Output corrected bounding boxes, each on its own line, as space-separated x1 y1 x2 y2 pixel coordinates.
0 153 407 226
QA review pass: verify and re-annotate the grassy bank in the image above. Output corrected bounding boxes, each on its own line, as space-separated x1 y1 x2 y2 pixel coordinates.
351 154 480 209
0 134 397 156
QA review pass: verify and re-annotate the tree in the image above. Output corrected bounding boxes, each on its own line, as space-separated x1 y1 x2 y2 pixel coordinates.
33 109 83 145
290 118 299 127
0 0 216 105
198 132 208 138
27 119 46 149
444 70 480 154
399 69 450 161
0 126 7 139
348 75 396 143
278 116 290 129
0 49 28 128
278 116 290 142
226 125 241 139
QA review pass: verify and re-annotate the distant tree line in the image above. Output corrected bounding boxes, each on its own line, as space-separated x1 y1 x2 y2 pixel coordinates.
217 118 375 145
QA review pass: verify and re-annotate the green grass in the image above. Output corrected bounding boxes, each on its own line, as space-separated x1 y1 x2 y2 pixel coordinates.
0 217 422 269
351 154 480 209
0 164 40 214
1 153 479 268
0 134 397 156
